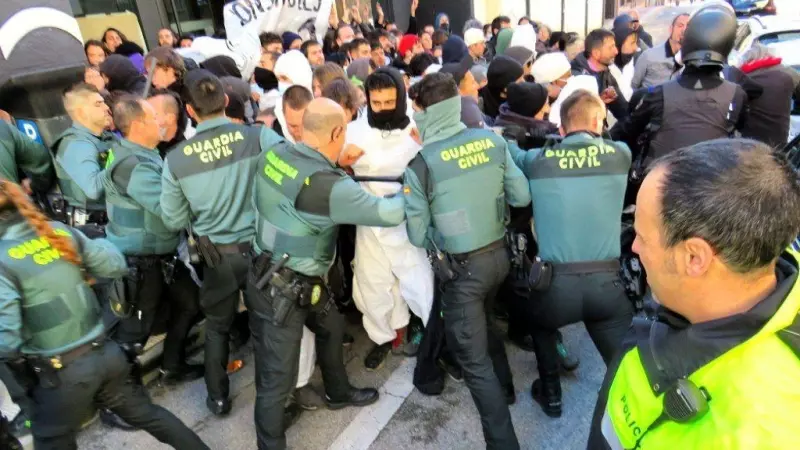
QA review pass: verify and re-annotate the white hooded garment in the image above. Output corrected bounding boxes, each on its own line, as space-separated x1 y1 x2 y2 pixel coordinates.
346 115 435 344
273 51 313 144
509 24 538 61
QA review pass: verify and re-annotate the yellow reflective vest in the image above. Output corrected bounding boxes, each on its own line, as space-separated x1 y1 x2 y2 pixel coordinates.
601 247 800 449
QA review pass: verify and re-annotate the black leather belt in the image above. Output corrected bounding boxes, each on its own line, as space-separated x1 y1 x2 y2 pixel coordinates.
452 239 506 262
216 242 251 254
552 259 620 275
56 334 106 367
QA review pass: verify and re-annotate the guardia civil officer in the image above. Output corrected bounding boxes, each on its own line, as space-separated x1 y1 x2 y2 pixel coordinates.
160 69 284 415
587 139 800 449
248 98 404 450
104 96 203 384
508 89 633 418
53 83 118 229
0 180 209 450
0 118 54 193
404 73 531 450
610 2 747 166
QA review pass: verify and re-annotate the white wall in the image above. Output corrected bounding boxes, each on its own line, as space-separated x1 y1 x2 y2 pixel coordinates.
774 0 800 17
474 0 605 35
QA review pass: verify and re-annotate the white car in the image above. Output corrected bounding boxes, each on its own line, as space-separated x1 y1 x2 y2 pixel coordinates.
729 15 800 141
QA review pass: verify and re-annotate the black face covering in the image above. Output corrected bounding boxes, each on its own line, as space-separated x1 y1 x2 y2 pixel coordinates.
366 67 411 131
254 67 278 92
615 52 635 68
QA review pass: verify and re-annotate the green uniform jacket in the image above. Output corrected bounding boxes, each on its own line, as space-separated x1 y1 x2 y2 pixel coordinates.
53 123 118 210
0 121 54 192
0 218 128 358
253 142 405 277
508 132 631 263
104 139 179 256
403 96 531 254
161 117 281 245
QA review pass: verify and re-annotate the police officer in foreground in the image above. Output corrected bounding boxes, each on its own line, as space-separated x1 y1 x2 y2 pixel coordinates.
160 69 283 416
588 139 800 449
248 97 402 450
404 73 531 450
508 89 633 418
0 180 209 450
610 2 747 167
0 117 54 194
104 96 203 384
53 83 118 232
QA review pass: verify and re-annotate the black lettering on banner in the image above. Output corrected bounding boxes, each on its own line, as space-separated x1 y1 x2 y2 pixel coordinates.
231 2 253 26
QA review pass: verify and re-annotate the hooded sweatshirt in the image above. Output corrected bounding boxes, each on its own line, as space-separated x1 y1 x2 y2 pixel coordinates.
201 55 243 79
273 51 313 144
365 68 411 131
479 55 524 119
609 14 639 102
100 54 148 94
442 36 469 64
348 68 417 196
495 29 514 56
509 24 538 60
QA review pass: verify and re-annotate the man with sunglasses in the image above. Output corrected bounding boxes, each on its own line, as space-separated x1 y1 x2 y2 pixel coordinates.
247 97 406 450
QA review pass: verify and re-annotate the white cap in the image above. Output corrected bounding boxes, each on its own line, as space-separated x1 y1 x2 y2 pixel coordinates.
550 75 600 127
464 28 485 47
531 52 571 83
424 64 442 75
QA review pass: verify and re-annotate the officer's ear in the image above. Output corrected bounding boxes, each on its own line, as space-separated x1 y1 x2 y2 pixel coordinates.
224 94 230 108
558 126 566 137
186 104 198 123
681 237 715 278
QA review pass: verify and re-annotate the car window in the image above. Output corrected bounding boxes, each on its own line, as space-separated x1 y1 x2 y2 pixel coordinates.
757 31 800 45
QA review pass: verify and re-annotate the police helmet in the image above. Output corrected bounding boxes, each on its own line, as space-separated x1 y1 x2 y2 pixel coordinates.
681 1 737 68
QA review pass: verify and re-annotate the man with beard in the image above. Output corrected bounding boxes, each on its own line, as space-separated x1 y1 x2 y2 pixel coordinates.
53 83 116 227
301 40 325 68
571 29 628 122
609 14 640 104
632 13 689 89
346 67 434 370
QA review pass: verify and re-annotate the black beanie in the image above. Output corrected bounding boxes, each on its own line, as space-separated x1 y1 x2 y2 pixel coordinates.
507 82 548 117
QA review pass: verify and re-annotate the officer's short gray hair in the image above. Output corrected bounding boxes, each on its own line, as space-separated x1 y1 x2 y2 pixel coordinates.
112 95 146 137
738 43 775 68
650 139 800 273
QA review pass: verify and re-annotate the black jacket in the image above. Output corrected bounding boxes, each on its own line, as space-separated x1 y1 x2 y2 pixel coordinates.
495 104 559 150
571 53 629 122
586 256 797 449
610 67 750 158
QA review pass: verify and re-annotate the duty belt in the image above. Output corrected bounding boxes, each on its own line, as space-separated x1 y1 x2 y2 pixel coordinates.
216 242 252 255
552 259 620 275
452 239 507 263
42 334 107 369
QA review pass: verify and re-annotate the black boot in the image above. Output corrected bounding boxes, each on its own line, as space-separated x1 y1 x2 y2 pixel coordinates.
531 374 562 418
160 363 205 386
